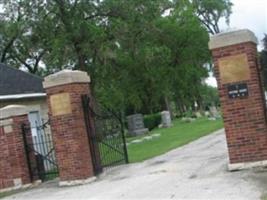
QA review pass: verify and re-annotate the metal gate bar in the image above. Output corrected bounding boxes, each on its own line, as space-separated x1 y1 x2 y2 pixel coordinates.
82 94 128 175
21 120 59 181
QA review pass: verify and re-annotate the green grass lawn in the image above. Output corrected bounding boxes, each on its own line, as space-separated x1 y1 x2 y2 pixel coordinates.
0 189 27 199
0 192 10 199
127 117 223 163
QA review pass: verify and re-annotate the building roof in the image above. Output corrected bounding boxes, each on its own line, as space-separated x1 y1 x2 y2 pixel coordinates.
0 63 45 96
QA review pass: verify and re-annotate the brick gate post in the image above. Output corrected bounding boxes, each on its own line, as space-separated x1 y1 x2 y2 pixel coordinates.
43 70 96 186
0 105 34 192
209 29 267 170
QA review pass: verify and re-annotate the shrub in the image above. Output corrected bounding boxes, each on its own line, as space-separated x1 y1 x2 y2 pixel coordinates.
144 113 161 131
184 110 195 118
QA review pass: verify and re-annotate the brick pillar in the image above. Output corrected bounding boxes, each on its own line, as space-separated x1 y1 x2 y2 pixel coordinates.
0 105 33 192
209 29 267 170
43 70 95 186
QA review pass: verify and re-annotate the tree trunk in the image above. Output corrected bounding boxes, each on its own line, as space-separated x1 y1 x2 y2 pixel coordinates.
164 96 173 119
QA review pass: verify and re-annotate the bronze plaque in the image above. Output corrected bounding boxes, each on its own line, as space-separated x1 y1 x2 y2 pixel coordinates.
218 53 250 84
50 93 72 116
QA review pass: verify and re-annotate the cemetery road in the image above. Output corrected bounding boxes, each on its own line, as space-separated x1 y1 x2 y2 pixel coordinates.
3 129 266 200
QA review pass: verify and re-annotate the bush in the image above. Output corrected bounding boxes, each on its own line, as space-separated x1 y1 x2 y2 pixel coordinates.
144 113 162 131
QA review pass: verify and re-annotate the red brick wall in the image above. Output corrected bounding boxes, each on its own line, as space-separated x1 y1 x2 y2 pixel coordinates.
45 83 94 181
0 126 13 189
0 115 32 190
212 42 267 164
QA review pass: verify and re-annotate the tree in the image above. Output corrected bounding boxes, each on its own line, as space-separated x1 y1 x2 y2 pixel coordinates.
0 0 23 63
0 0 51 74
200 85 220 109
0 0 230 115
192 0 233 34
92 0 173 113
154 7 210 112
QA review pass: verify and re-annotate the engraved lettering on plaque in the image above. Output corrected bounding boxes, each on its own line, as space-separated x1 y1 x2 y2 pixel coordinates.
50 93 72 116
218 53 250 84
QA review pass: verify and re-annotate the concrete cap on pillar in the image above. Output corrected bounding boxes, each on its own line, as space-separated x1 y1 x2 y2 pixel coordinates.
43 70 91 89
0 105 28 119
209 29 258 50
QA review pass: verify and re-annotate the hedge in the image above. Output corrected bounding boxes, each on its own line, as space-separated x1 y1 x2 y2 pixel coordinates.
144 113 161 131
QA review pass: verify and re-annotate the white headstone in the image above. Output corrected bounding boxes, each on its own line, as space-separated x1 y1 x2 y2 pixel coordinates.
195 112 202 118
161 111 172 128
209 106 220 118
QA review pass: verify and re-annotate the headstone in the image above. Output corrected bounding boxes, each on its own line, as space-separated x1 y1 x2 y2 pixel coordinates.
195 112 202 118
181 117 196 123
209 106 220 118
204 111 210 117
208 117 216 121
127 114 148 136
161 111 172 128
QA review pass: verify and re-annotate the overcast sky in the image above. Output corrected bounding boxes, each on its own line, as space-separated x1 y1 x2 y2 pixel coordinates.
206 0 267 87
227 0 267 46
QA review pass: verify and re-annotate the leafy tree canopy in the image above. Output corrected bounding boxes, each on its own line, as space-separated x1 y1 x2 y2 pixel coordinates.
0 0 231 114
191 0 233 34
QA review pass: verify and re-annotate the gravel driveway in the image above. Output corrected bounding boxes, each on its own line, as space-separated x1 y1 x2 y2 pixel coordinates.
4 129 267 200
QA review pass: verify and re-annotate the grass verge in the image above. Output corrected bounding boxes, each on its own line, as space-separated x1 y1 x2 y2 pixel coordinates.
262 194 267 200
0 189 28 199
127 117 223 163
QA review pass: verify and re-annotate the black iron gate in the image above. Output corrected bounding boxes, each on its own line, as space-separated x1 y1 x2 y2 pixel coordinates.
21 120 59 182
82 95 129 175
